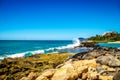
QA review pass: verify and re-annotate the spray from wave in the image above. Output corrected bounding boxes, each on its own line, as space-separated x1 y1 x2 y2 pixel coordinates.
0 38 93 60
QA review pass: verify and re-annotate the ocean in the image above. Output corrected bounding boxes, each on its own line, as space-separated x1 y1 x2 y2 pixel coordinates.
0 40 72 60
99 43 120 48
1 40 120 61
0 39 93 60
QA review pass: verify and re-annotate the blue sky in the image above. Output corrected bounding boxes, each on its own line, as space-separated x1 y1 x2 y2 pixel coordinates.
0 0 120 40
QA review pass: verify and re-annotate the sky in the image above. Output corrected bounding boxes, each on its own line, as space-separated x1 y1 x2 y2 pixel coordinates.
0 0 120 40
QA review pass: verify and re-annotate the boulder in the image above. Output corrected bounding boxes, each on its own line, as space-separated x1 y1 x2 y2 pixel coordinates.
96 55 120 67
73 59 99 77
80 41 98 47
81 51 101 60
52 63 78 80
102 47 109 51
36 69 56 80
20 72 39 80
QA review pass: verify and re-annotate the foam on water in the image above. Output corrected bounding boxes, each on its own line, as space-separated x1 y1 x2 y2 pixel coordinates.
0 38 92 60
0 56 5 61
5 50 45 58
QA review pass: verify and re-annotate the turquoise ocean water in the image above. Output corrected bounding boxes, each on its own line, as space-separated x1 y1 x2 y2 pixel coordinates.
0 40 119 61
0 40 72 60
99 43 120 48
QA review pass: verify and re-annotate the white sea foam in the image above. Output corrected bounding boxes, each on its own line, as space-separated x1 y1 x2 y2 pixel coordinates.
5 38 82 59
46 48 55 51
6 53 26 58
32 50 44 55
56 38 82 50
0 38 90 60
0 56 5 60
5 50 44 58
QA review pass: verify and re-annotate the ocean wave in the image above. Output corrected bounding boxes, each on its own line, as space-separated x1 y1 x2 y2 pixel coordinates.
0 38 92 60
0 50 45 61
0 56 5 61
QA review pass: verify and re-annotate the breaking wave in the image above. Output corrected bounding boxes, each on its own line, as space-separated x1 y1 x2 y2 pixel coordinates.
0 38 93 61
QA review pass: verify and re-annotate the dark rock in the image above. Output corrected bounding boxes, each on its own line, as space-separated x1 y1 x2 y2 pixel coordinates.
72 52 89 60
103 31 118 37
96 55 120 67
80 41 98 47
0 63 6 68
101 47 109 51
0 68 8 75
6 77 15 80
113 72 120 80
33 55 40 59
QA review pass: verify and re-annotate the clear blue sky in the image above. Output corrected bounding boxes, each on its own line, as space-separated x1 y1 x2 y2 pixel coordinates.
0 0 120 40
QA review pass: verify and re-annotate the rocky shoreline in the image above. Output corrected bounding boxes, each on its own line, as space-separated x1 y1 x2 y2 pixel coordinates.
0 53 74 80
21 47 120 80
0 46 120 80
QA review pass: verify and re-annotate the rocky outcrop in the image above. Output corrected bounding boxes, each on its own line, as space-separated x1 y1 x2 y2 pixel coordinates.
1 47 120 80
20 72 39 80
103 31 118 37
36 69 56 80
33 59 115 80
89 31 120 41
96 55 120 67
31 47 120 80
52 63 78 80
80 41 98 47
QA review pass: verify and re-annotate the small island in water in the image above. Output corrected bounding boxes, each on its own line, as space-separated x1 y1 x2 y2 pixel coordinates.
0 31 120 80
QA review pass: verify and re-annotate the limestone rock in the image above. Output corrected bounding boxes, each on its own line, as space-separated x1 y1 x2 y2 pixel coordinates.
87 72 99 80
99 75 113 80
73 59 99 78
20 77 29 80
20 72 39 80
52 63 78 80
82 73 87 80
36 69 56 80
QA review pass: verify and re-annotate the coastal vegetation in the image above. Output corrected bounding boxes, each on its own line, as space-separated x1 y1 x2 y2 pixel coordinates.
88 31 120 42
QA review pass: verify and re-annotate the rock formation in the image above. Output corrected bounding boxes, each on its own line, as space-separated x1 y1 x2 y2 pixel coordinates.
0 47 120 80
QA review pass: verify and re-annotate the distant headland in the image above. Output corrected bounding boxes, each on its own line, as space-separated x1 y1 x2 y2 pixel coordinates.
88 31 120 43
